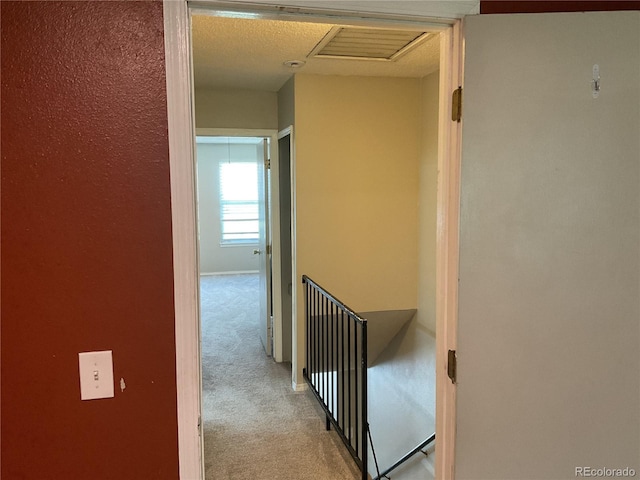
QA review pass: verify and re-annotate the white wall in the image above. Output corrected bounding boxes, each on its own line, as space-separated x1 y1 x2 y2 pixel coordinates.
417 71 439 334
196 142 261 274
293 73 422 384
368 317 436 477
195 87 278 129
457 11 640 478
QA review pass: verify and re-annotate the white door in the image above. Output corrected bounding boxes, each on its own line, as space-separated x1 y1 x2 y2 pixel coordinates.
256 138 272 356
457 11 639 479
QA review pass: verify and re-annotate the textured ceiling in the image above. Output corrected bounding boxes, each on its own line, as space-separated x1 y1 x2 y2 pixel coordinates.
192 14 441 92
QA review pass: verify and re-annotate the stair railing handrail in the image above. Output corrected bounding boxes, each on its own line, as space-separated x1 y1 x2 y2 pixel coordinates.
301 275 367 326
302 274 368 480
373 433 436 480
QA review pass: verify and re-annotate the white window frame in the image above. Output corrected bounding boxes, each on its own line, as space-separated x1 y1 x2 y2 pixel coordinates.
218 160 260 246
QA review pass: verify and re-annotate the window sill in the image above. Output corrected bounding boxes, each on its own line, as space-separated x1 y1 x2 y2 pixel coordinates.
219 242 259 248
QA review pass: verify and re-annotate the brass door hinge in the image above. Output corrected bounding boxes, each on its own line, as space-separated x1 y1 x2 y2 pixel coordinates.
265 158 271 169
452 87 462 123
447 349 457 384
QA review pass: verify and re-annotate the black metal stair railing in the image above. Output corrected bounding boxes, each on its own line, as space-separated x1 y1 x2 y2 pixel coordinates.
373 433 436 480
302 275 368 480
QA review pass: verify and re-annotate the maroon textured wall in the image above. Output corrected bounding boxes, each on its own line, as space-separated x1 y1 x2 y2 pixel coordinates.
1 2 179 479
481 1 640 14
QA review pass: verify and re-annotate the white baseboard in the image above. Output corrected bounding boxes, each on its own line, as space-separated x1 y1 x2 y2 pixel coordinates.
200 270 259 276
292 380 308 392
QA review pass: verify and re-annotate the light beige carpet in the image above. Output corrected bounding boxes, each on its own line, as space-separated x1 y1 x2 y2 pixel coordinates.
201 274 361 480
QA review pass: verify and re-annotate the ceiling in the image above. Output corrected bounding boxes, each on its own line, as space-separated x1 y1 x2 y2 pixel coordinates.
191 14 441 92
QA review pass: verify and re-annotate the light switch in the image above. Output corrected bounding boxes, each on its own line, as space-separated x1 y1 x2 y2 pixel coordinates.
79 350 114 400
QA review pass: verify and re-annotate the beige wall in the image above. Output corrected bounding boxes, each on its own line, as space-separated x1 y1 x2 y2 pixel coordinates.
277 78 295 362
277 77 295 131
293 74 421 382
416 72 439 334
195 87 278 129
367 73 439 472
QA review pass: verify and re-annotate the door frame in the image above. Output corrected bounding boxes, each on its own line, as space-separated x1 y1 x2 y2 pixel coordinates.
163 2 463 479
277 125 298 388
435 18 464 480
195 128 281 358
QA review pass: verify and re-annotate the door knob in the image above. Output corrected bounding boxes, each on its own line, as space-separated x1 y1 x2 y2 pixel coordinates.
253 249 262 255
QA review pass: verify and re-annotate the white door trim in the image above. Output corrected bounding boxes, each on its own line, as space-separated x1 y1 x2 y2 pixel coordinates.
164 2 463 478
196 127 277 138
277 125 304 392
195 128 282 361
163 2 203 479
276 125 295 368
435 18 463 480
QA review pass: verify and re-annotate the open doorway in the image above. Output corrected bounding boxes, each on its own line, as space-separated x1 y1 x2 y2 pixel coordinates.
169 3 455 480
195 132 276 354
192 11 442 478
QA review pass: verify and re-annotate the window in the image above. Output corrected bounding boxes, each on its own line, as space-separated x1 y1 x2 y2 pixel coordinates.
219 161 259 245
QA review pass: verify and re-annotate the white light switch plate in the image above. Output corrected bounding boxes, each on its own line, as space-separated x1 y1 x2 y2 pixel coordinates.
79 350 114 400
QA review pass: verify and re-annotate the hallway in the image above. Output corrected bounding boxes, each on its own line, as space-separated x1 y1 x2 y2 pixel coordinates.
200 274 360 480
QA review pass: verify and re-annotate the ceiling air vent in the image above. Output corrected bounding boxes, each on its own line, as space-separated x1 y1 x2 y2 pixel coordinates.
309 26 431 61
